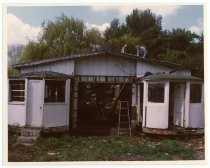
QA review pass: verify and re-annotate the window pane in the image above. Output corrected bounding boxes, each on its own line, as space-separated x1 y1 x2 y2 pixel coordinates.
45 80 66 102
10 80 25 102
190 84 202 103
148 83 165 103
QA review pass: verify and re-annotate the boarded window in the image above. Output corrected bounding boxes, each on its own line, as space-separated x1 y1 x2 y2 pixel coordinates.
148 83 165 103
10 80 25 101
190 84 202 103
45 80 66 102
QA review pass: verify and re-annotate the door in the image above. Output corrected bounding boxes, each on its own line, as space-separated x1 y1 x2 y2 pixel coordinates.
27 80 43 127
143 81 169 129
173 83 185 126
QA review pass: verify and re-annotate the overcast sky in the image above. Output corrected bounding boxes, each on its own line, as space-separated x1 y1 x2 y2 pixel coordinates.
7 5 203 45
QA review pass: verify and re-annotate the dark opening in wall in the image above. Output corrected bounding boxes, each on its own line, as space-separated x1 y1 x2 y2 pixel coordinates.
45 80 66 102
190 84 202 103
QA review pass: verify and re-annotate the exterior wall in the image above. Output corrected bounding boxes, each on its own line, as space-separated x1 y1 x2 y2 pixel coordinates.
74 55 136 76
8 103 26 126
21 60 74 75
137 61 191 77
8 79 28 127
172 70 191 76
42 103 68 127
137 62 171 77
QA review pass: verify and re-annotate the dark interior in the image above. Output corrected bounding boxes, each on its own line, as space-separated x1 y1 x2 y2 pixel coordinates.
77 82 132 130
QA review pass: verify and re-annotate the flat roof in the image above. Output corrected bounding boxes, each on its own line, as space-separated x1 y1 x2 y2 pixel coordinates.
142 73 203 82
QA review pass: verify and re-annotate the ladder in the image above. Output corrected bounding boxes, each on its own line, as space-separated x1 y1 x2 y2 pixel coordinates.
117 101 131 136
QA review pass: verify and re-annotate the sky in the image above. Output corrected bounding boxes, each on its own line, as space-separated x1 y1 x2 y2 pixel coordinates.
6 5 203 45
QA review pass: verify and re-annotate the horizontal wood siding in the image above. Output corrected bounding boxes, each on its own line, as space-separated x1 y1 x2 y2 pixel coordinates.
137 62 171 77
43 104 68 127
8 103 26 126
21 60 74 75
74 55 136 76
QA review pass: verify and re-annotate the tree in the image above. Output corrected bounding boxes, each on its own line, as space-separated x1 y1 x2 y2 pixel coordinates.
126 9 162 36
20 14 104 62
8 44 24 76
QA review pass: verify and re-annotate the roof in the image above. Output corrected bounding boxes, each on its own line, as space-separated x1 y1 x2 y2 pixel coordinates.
142 73 203 82
9 71 71 79
11 50 182 69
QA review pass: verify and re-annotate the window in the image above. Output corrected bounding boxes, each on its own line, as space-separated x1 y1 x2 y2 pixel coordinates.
9 80 25 101
148 83 165 103
45 80 66 102
190 84 202 103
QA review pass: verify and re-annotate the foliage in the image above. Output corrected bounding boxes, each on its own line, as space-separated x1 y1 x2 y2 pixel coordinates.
20 14 103 62
34 136 195 161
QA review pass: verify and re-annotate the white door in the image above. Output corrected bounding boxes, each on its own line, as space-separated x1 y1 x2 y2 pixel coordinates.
143 81 169 129
173 83 185 126
27 80 43 127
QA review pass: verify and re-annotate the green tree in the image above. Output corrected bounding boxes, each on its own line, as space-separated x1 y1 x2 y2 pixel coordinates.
126 9 162 36
20 14 104 62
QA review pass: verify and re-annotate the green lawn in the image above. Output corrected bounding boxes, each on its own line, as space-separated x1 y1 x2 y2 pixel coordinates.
34 136 195 161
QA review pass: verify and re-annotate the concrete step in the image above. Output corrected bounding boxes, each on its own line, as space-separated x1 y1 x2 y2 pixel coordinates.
17 136 38 144
21 128 41 137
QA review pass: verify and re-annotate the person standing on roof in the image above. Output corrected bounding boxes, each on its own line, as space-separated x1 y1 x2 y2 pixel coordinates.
136 45 147 58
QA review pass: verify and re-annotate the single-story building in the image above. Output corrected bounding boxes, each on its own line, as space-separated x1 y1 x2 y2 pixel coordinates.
8 50 204 135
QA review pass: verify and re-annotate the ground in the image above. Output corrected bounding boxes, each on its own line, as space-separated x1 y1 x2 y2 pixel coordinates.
8 133 205 162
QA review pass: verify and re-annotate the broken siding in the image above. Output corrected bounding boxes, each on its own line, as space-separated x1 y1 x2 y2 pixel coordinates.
21 60 74 75
74 55 136 76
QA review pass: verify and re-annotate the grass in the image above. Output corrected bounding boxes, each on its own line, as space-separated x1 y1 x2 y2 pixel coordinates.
33 136 195 161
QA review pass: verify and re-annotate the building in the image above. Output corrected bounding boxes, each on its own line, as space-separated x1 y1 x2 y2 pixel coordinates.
8 50 204 135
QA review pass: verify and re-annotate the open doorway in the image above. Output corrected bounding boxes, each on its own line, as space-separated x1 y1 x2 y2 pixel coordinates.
169 82 186 128
77 82 132 130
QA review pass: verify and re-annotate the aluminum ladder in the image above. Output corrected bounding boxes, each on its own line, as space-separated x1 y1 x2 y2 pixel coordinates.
117 101 131 136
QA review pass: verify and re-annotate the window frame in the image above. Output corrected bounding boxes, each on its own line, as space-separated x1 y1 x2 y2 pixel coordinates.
9 79 26 102
190 83 202 103
44 79 66 103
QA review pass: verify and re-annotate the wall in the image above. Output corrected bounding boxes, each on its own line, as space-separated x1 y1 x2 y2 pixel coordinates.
8 103 26 126
137 61 191 77
74 55 136 76
189 103 204 128
42 104 68 127
21 60 74 75
137 62 171 77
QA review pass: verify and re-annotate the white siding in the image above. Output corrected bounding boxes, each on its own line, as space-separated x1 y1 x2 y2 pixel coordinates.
42 104 68 127
137 61 191 77
189 103 204 128
21 60 74 75
137 62 171 77
172 70 191 76
75 55 136 76
8 103 26 126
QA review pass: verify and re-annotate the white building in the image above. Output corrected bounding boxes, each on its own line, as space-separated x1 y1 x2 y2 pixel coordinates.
8 50 204 135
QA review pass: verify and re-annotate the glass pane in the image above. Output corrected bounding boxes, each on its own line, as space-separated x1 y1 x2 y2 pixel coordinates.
190 84 202 103
10 80 25 102
148 83 165 103
45 80 66 102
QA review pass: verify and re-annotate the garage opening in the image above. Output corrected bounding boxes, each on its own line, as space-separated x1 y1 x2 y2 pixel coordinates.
77 82 132 130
